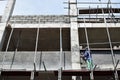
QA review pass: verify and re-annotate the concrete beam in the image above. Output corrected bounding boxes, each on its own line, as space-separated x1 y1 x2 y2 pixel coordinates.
10 23 70 28
0 23 6 50
1 0 16 23
5 23 120 28
79 23 120 28
0 0 16 50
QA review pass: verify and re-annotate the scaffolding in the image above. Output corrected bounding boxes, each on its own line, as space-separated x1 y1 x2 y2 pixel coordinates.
0 0 120 80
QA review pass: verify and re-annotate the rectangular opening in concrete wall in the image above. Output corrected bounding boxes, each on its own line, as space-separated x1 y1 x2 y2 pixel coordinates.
38 28 60 51
62 28 70 51
38 28 70 51
109 28 120 48
1 76 30 80
87 28 108 48
79 28 120 49
2 28 37 51
2 28 70 51
78 28 86 49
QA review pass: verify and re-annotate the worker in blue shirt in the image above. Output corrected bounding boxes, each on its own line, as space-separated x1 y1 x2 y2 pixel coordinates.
83 48 93 70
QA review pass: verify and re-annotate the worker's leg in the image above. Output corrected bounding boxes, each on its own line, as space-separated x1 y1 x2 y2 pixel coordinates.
87 60 93 70
89 60 93 69
86 60 90 69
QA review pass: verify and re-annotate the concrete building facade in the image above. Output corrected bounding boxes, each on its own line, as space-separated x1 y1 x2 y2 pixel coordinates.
0 0 120 80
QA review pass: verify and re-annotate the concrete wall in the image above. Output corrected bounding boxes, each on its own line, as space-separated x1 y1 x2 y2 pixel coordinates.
0 51 72 70
0 51 120 70
8 15 70 24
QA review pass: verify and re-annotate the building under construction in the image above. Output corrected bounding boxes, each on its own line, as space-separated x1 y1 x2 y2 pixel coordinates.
0 0 120 80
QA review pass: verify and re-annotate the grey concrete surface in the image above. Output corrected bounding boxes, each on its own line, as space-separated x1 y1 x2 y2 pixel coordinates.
7 15 70 24
70 0 81 70
1 0 16 23
0 51 72 70
0 51 120 70
0 0 16 50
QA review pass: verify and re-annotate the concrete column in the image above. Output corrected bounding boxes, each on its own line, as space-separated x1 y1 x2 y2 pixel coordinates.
0 23 6 50
0 0 16 50
69 0 80 69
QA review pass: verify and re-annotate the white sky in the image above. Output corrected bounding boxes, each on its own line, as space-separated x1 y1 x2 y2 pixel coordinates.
0 0 120 15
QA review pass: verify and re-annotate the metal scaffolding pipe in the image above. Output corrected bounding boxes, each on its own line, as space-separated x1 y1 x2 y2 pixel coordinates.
34 28 39 64
58 25 63 80
43 61 47 71
83 18 94 80
10 30 22 69
31 28 39 80
114 60 120 70
5 28 14 51
64 2 120 4
39 51 42 70
100 0 119 80
84 19 90 50
80 41 120 46
60 27 63 68
1 28 14 69
77 2 120 4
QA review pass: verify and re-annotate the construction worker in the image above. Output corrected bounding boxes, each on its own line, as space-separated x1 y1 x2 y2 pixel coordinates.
82 47 93 70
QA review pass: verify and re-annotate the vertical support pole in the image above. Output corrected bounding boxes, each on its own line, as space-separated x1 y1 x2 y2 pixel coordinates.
2 28 14 69
31 28 39 80
38 18 42 70
60 26 63 68
83 19 94 80
96 5 99 22
99 0 119 80
58 68 62 80
34 28 39 71
10 30 22 69
30 71 35 80
39 51 42 70
89 6 90 23
42 61 51 80
69 0 80 80
0 28 14 79
58 26 63 80
114 60 119 70
42 61 47 71
0 69 2 79
0 0 16 50
64 52 65 69
84 19 90 50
